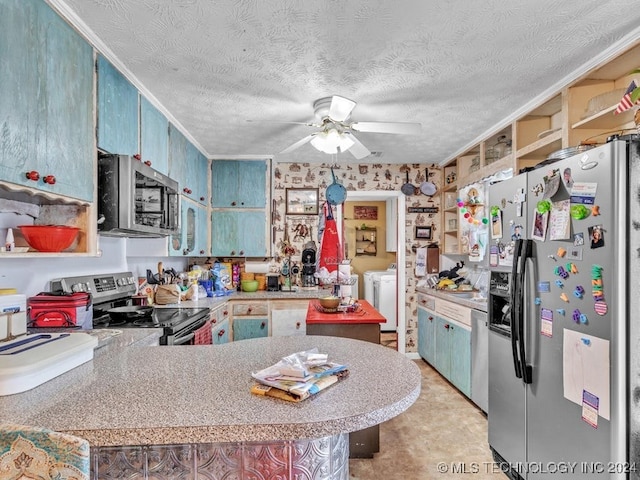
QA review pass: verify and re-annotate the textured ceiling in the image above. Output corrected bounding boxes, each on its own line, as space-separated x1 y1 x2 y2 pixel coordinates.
54 0 640 164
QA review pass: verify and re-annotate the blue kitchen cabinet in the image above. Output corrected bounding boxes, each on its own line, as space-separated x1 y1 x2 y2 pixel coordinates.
212 318 230 345
435 317 451 379
211 160 267 208
0 0 94 202
170 198 209 257
97 55 139 156
185 142 209 205
211 210 267 257
140 96 169 175
232 318 269 341
450 322 472 397
168 124 208 205
417 305 436 366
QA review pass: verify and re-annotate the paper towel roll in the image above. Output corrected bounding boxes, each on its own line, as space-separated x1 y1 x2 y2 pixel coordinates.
245 261 271 273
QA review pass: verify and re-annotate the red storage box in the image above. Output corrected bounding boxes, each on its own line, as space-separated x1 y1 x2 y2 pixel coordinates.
27 292 93 329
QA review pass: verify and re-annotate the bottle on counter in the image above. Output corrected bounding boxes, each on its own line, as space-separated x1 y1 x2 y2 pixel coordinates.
5 228 14 252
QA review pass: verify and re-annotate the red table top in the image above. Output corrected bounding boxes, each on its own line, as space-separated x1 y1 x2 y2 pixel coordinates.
305 299 386 324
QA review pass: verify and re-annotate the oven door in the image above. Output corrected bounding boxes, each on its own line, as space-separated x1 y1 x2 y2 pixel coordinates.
161 317 211 346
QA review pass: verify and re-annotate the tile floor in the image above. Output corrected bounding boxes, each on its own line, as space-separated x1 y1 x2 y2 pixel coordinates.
349 360 506 480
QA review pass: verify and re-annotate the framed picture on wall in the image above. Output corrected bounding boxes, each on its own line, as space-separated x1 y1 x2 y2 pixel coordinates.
414 225 432 240
353 206 378 220
285 188 319 215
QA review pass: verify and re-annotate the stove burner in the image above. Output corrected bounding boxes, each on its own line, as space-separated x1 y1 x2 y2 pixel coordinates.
105 318 127 327
132 318 161 328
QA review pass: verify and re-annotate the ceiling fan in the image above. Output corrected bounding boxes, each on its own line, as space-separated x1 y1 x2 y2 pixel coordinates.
279 95 421 159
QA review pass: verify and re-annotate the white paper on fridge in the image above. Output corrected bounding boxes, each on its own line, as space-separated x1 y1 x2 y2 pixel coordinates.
562 328 610 420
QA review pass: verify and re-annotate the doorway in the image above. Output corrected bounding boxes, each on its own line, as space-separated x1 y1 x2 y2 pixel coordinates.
339 191 406 354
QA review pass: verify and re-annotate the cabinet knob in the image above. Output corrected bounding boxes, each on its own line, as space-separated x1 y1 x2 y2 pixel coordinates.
183 187 192 194
211 318 217 324
200 250 205 254
296 322 301 329
200 196 205 202
230 250 236 256
25 170 40 181
444 324 450 330
428 316 433 321
260 322 266 329
239 250 244 256
231 201 237 206
133 154 142 161
144 160 152 167
247 307 252 313
223 310 228 317
43 175 56 185
218 329 225 337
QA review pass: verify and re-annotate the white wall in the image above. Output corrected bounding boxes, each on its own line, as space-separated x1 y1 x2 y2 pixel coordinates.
0 232 187 296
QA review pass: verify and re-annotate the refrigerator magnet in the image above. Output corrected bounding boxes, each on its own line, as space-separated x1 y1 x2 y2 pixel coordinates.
588 225 605 249
538 281 550 293
582 390 599 428
540 308 553 337
531 211 549 241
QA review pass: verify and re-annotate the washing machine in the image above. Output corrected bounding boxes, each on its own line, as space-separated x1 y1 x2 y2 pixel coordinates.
364 267 397 332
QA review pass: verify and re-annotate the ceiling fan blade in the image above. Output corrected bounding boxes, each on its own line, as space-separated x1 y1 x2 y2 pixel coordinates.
246 119 321 127
329 95 357 122
343 132 371 160
280 133 317 154
350 121 421 135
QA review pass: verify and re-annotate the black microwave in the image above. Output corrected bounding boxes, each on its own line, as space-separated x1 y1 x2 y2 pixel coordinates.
97 154 180 237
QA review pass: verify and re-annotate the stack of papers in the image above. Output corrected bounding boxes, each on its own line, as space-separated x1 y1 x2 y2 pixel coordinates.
250 349 349 402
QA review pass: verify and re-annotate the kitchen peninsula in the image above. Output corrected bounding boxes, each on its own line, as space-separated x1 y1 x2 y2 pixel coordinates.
0 332 420 479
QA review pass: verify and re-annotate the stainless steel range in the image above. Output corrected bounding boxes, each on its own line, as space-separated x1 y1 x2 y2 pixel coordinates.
50 272 211 345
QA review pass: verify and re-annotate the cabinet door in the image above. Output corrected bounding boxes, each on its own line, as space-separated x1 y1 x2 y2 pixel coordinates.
417 306 436 365
212 319 229 345
211 160 267 208
185 142 208 205
168 123 188 190
232 317 268 341
434 317 451 379
0 0 94 202
211 210 267 257
271 301 308 336
97 55 139 156
140 96 168 174
170 199 209 257
450 323 472 398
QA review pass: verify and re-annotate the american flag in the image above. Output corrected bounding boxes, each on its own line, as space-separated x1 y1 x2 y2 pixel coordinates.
614 80 638 114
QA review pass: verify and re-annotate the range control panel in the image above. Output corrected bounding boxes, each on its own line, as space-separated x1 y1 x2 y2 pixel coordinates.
50 272 137 303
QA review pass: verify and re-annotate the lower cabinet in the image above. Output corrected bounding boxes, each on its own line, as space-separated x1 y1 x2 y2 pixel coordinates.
230 301 269 341
417 294 472 399
270 300 307 336
434 316 471 398
417 305 436 365
212 318 230 345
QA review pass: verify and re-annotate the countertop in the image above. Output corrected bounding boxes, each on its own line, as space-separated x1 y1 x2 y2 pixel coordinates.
0 334 420 447
306 299 386 324
416 286 488 312
161 288 331 309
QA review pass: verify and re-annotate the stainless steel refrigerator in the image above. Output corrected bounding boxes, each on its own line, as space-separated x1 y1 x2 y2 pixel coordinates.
487 138 640 479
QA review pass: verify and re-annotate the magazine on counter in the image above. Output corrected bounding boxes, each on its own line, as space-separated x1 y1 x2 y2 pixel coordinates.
250 348 349 402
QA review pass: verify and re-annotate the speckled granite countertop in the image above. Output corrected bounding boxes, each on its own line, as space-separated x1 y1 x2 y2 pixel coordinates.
0 334 420 447
160 288 331 309
416 286 488 312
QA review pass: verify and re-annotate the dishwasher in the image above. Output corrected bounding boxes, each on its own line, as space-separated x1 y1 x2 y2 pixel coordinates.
471 309 488 413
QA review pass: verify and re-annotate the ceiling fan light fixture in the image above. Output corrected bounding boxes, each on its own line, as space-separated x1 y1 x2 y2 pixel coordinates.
310 128 354 154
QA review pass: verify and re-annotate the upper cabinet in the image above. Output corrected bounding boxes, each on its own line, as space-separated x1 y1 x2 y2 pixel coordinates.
212 160 267 208
0 0 94 202
140 97 169 175
96 55 139 156
170 197 209 257
168 124 208 205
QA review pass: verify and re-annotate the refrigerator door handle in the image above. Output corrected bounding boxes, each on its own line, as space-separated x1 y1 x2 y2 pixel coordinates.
510 239 523 379
519 239 533 384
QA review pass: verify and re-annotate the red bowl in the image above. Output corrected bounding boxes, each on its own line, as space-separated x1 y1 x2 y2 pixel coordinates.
18 225 80 252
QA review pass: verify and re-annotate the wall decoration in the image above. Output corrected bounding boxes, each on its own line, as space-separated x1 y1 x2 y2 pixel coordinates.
285 188 318 215
353 205 378 220
414 225 432 240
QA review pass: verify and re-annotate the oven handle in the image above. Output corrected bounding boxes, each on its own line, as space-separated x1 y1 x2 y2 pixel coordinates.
172 332 195 346
171 316 208 346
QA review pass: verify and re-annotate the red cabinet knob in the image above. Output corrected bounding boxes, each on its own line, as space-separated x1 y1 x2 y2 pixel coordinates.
444 324 450 330
133 154 141 161
428 316 433 321
231 201 237 206
199 250 205 254
200 196 205 201
43 175 56 185
260 322 266 329
296 322 301 329
223 310 228 316
183 187 192 194
218 329 225 337
247 308 253 313
144 160 152 166
25 171 40 181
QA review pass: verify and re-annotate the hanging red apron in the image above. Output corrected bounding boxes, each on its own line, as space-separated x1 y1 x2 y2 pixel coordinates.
318 202 342 273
